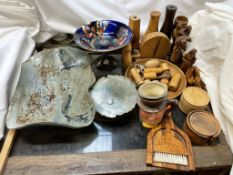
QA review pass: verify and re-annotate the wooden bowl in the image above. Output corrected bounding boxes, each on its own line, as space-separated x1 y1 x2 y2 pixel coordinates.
125 58 187 99
183 110 221 145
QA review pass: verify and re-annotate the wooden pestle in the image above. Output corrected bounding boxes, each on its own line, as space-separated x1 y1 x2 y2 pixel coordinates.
144 11 161 37
130 67 144 86
144 72 157 80
168 73 181 91
161 63 170 72
129 16 140 49
144 67 163 74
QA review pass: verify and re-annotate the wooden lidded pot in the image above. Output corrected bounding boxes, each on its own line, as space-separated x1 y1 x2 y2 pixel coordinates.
183 110 221 145
178 86 210 114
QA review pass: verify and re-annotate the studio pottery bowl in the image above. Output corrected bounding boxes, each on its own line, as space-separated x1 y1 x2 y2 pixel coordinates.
91 75 138 118
138 82 168 100
74 20 132 52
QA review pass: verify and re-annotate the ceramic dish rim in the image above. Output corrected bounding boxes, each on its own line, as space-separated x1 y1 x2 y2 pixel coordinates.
74 19 133 52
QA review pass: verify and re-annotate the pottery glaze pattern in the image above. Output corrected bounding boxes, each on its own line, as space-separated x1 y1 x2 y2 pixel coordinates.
6 47 96 129
74 20 132 52
91 75 138 118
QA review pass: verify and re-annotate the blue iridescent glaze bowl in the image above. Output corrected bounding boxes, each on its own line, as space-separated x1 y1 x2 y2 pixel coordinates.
74 20 132 52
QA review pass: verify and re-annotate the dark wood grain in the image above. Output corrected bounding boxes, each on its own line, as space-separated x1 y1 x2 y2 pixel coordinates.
4 145 232 175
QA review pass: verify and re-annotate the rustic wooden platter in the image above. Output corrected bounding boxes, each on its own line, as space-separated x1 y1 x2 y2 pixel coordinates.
125 58 186 99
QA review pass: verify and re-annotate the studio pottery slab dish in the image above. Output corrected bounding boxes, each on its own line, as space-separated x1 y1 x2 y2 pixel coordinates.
91 75 138 118
6 47 96 129
74 20 132 52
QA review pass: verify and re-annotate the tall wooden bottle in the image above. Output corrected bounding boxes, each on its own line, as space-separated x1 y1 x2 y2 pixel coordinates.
160 5 177 39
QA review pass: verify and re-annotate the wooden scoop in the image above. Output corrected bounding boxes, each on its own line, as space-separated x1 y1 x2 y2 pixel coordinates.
147 112 195 171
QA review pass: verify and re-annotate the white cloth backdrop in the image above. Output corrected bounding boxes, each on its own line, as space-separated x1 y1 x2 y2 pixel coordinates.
0 0 233 172
190 2 233 150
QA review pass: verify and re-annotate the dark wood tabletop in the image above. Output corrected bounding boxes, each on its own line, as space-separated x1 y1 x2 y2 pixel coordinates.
3 50 233 175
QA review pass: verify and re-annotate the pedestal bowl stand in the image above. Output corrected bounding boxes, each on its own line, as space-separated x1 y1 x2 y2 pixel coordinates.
74 20 132 71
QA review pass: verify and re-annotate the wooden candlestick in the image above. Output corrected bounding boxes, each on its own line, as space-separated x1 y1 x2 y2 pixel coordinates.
160 4 177 39
144 11 161 37
129 16 140 49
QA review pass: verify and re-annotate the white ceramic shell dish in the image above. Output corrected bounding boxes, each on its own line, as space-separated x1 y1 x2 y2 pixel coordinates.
91 75 138 118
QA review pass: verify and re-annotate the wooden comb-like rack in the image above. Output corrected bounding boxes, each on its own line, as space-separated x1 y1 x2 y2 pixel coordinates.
147 112 195 171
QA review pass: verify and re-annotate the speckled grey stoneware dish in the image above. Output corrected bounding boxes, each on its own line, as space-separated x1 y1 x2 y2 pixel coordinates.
6 46 96 129
91 75 138 118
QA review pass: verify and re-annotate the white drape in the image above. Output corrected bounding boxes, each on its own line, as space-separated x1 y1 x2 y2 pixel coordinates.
0 0 232 173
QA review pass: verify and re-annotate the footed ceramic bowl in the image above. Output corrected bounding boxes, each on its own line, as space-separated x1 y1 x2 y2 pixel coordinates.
74 20 132 52
91 75 138 118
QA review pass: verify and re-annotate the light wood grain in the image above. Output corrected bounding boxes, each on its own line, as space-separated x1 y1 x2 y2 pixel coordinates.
179 87 210 114
182 87 209 107
129 16 140 49
0 129 16 175
144 11 161 36
139 32 170 59
147 113 195 171
125 58 186 99
140 32 161 58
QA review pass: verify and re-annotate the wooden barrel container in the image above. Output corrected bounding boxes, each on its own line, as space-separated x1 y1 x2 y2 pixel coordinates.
183 110 221 145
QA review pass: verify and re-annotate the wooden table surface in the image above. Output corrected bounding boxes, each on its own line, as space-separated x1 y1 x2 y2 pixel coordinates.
3 52 233 175
4 102 232 175
5 145 232 175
